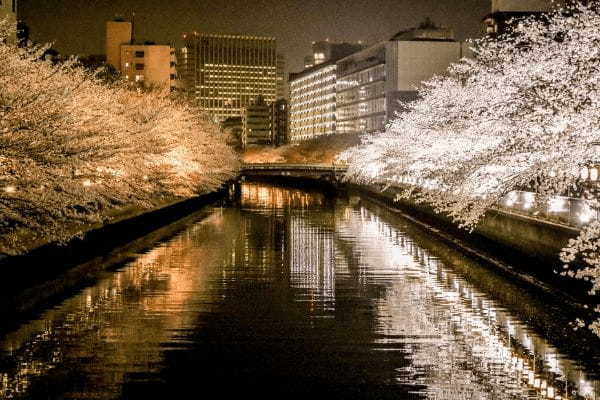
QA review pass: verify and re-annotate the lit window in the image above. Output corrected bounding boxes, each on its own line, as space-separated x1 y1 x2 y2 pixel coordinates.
135 75 144 82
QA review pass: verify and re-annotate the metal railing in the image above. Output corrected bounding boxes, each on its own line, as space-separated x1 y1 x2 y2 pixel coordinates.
241 163 348 173
495 190 598 228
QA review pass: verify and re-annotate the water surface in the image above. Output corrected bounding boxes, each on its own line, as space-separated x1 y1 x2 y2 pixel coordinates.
1 182 599 399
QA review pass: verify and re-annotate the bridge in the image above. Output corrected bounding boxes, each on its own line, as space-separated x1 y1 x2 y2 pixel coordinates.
240 163 348 183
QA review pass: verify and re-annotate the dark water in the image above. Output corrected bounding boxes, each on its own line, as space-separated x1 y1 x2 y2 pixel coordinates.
1 182 599 399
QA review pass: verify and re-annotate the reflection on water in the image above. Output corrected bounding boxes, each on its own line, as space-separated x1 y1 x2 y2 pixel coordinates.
0 182 599 399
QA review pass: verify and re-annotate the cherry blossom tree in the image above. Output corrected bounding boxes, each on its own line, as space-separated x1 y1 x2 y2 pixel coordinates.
0 22 238 254
342 2 600 336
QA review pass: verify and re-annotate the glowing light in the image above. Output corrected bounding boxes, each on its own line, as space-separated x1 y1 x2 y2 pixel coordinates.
591 167 598 181
82 179 92 187
522 192 535 209
580 167 589 181
4 186 16 193
578 203 596 225
548 197 568 213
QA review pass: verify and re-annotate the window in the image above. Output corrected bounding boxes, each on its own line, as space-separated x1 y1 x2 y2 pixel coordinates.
135 51 145 58
170 74 176 80
135 75 144 82
12 0 15 12
170 61 176 67
135 63 144 70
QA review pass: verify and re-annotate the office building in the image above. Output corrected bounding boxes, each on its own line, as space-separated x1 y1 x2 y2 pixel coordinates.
242 96 273 147
0 0 17 44
222 97 288 148
179 32 278 122
276 53 286 99
288 41 364 142
289 61 338 142
336 26 466 135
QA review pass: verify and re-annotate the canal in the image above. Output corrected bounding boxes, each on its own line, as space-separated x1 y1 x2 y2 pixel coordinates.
1 181 599 399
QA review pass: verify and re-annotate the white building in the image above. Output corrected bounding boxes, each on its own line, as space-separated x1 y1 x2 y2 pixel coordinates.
336 28 467 135
289 61 337 142
288 41 364 143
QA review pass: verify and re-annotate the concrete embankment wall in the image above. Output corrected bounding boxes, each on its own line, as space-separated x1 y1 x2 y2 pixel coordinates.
0 190 225 327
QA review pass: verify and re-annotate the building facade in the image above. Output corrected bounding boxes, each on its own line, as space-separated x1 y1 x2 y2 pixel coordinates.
336 28 466 135
0 0 17 44
106 20 176 90
288 41 364 143
289 61 337 142
179 33 278 122
242 96 273 147
276 53 286 99
106 20 133 70
271 99 289 146
120 44 177 90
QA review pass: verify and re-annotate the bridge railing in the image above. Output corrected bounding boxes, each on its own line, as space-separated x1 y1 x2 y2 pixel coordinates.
241 163 348 173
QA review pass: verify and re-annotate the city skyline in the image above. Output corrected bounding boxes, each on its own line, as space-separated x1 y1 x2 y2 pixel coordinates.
19 0 489 73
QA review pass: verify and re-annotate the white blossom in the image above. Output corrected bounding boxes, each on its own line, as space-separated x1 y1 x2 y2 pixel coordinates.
343 3 600 335
0 22 239 254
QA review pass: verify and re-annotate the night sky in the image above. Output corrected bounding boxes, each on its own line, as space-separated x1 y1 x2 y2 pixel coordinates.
19 0 490 73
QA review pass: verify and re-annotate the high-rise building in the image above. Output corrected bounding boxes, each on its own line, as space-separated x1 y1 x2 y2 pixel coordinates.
288 41 364 142
0 0 17 44
276 53 286 99
336 26 466 135
179 33 278 122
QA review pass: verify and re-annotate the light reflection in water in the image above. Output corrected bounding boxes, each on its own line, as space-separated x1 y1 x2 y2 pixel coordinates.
0 182 598 399
335 202 599 400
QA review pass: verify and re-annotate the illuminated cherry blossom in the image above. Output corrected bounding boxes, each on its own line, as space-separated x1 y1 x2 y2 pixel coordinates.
343 2 600 336
0 22 238 254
